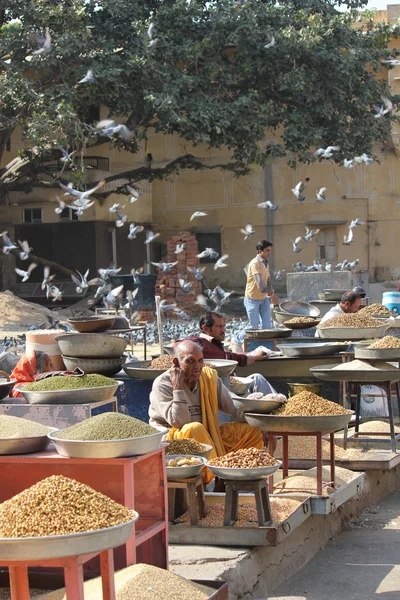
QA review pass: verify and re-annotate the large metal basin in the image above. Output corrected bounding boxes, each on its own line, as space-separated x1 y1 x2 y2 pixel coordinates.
206 460 282 481
56 333 128 358
0 379 16 400
311 363 400 382
0 428 57 455
354 347 400 361
232 396 283 414
67 316 116 333
245 328 292 339
48 427 167 458
317 324 387 340
279 301 321 317
277 342 349 358
166 454 207 479
62 355 125 377
205 359 238 377
14 381 123 405
0 512 138 561
244 412 353 433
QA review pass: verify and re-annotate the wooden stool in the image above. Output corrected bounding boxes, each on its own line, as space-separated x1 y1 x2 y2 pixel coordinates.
223 479 271 527
168 473 206 525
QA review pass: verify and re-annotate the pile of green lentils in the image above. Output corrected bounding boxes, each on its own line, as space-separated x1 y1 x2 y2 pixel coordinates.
53 412 158 441
23 374 117 392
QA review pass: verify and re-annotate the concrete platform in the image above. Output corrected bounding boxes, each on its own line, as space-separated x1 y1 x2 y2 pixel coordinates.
169 463 400 599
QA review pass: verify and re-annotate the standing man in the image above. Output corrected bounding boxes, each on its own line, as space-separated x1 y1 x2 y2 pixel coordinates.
244 240 279 329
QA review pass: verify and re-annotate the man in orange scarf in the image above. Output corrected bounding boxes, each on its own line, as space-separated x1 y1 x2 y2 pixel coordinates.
149 340 263 483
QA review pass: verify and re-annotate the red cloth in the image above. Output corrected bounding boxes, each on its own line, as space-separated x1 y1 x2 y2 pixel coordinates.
187 336 248 368
10 351 37 397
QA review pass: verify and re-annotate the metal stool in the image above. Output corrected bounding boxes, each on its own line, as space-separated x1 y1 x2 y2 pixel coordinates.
223 479 272 526
168 473 206 525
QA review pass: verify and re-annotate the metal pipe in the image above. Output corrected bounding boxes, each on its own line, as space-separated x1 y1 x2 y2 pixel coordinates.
264 162 275 272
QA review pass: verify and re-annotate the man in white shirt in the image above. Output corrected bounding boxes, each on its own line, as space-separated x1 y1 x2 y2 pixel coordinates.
316 291 361 336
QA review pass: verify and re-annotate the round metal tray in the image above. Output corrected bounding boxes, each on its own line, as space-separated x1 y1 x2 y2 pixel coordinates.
317 325 387 340
279 301 321 317
310 364 400 382
354 347 400 361
277 342 349 358
205 459 282 481
244 412 353 433
48 427 168 458
166 454 207 479
245 328 292 339
62 355 124 377
0 428 57 455
205 359 238 377
0 512 138 561
67 316 116 333
14 382 123 406
232 397 283 414
56 333 128 358
282 320 320 330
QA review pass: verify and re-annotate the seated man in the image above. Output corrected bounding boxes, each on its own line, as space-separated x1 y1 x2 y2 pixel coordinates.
315 291 361 337
186 311 276 396
149 340 264 483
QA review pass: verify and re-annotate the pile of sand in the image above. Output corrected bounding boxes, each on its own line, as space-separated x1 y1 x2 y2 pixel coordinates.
0 291 53 330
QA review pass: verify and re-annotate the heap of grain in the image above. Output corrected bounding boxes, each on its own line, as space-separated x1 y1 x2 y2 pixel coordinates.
274 466 357 497
317 313 382 329
53 413 158 441
0 415 52 438
359 303 394 317
331 359 397 371
23 374 117 392
272 391 350 416
0 475 134 537
208 447 277 468
149 355 174 369
369 336 400 349
285 316 318 324
166 438 207 455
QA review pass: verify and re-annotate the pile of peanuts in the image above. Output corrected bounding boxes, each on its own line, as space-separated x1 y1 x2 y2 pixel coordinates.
167 456 202 467
208 447 277 468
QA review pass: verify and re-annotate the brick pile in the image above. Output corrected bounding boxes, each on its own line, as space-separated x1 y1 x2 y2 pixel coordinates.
154 231 203 317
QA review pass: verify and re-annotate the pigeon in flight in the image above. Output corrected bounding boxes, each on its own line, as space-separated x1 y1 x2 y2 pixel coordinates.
126 185 140 203
42 266 56 290
257 200 277 211
151 261 178 274
373 97 393 118
46 285 64 302
214 254 229 270
316 187 326 202
382 58 400 66
131 267 144 284
343 159 355 169
350 218 364 228
291 237 302 253
264 33 276 49
60 179 105 201
313 146 340 159
145 231 160 244
109 203 122 213
78 69 96 85
303 227 320 242
292 178 310 201
1 232 17 254
187 266 206 281
343 228 354 245
71 269 90 294
178 279 192 293
98 267 122 280
31 28 53 56
60 148 76 164
128 223 144 240
15 263 37 282
190 211 207 221
175 243 187 254
273 270 285 281
103 284 124 309
241 223 255 241
96 120 133 142
196 294 210 309
354 154 373 165
147 22 158 47
55 196 70 214
115 211 127 227
18 240 32 261
197 247 219 260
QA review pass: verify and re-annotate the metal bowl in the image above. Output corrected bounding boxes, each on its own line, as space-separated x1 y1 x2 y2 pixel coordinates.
166 454 207 479
244 412 353 433
232 396 284 414
56 333 128 358
322 289 347 301
355 347 400 361
279 301 321 317
48 427 168 458
0 512 138 561
282 319 320 330
14 381 123 405
62 355 125 377
310 363 400 382
205 459 282 481
0 427 57 455
0 378 16 400
277 342 349 358
245 328 292 339
317 325 387 340
67 316 116 333
205 359 238 377
123 360 164 380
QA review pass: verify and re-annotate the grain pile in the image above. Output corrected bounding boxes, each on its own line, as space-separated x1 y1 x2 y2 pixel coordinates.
359 303 393 317
149 355 174 369
0 291 54 331
274 466 357 496
274 436 372 460
53 413 158 441
317 313 382 329
23 374 117 391
36 564 214 600
285 316 318 324
0 415 52 438
331 359 397 371
272 391 350 416
369 336 400 349
208 447 277 468
175 498 301 527
166 438 208 455
0 475 134 537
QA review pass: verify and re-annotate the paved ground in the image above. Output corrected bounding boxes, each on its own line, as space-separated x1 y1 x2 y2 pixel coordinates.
268 489 400 600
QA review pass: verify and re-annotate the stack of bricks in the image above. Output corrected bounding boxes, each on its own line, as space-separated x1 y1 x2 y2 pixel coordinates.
155 231 203 317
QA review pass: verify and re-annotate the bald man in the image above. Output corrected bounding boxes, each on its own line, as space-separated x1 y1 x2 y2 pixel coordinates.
149 340 263 482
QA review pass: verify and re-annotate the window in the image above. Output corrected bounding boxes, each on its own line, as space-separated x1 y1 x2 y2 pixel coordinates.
195 231 222 263
23 208 42 224
59 207 79 222
317 228 337 261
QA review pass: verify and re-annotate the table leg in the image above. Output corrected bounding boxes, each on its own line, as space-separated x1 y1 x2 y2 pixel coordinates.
187 482 198 525
330 432 335 487
261 485 272 525
268 434 275 494
123 462 136 565
224 484 234 526
143 326 147 361
316 433 322 496
396 381 400 419
64 557 85 600
355 384 361 433
168 488 176 522
254 483 267 526
9 566 30 600
197 481 206 519
100 549 116 600
282 435 289 480
343 424 348 450
386 382 397 454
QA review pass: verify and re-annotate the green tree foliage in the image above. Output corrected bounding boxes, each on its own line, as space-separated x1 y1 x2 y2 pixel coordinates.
0 0 398 200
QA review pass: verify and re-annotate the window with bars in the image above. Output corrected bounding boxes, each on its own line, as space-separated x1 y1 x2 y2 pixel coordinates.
23 208 43 224
59 207 79 222
317 228 337 261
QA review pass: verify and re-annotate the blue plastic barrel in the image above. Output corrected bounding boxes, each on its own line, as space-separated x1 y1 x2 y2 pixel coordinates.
382 292 400 314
